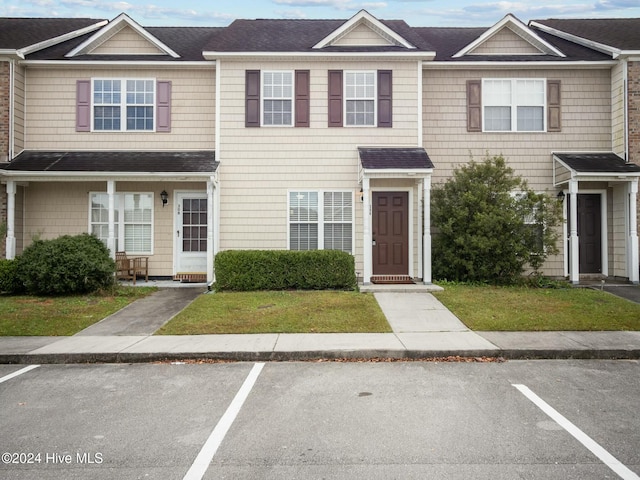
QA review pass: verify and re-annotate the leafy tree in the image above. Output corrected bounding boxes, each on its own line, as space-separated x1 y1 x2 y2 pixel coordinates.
431 155 563 283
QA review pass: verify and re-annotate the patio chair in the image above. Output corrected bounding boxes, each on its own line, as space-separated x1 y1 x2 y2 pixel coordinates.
115 251 149 285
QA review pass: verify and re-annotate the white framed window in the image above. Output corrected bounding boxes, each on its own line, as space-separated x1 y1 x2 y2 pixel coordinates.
345 71 376 126
90 192 153 254
263 71 293 126
289 190 354 253
483 79 545 132
93 78 155 131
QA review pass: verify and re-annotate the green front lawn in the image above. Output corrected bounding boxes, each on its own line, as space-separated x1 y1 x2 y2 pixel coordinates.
433 284 640 331
0 287 156 336
157 290 391 335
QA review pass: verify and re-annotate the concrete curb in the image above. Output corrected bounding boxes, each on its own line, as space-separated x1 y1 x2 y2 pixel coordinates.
1 348 639 364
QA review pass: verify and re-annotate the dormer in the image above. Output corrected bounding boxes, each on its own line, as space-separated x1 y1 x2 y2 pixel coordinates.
65 13 180 58
453 14 565 58
313 10 416 49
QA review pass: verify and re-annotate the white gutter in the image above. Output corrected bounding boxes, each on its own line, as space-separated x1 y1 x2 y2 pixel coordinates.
21 60 215 68
423 60 616 69
203 51 435 60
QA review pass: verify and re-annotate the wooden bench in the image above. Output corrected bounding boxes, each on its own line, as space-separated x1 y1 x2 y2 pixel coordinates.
115 251 149 285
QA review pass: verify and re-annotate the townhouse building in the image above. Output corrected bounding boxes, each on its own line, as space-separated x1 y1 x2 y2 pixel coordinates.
0 11 638 285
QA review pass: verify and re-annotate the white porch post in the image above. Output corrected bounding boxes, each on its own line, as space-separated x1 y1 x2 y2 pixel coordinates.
629 179 639 284
423 176 432 284
362 177 372 285
207 176 216 285
107 180 116 259
569 179 579 284
5 180 16 259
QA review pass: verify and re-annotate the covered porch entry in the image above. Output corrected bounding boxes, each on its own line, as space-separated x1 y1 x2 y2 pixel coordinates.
553 152 640 284
358 147 434 285
1 151 220 284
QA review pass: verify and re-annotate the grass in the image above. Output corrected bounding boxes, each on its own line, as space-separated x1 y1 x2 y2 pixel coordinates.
0 286 157 336
157 290 391 335
433 283 640 331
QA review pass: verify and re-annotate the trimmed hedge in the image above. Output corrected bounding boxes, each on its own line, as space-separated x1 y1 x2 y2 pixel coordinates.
16 233 116 295
214 250 356 291
0 259 21 294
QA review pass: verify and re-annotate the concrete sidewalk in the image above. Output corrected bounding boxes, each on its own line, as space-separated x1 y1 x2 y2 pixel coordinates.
0 288 639 364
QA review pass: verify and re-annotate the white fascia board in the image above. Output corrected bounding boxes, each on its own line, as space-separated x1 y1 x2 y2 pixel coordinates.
529 21 619 58
0 171 214 182
615 51 640 60
22 60 215 69
66 13 180 58
203 51 434 60
312 9 416 49
454 14 565 58
19 20 108 56
423 60 616 70
0 50 24 60
363 168 433 177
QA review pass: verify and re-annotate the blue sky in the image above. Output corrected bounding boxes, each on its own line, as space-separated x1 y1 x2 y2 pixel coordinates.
1 0 639 27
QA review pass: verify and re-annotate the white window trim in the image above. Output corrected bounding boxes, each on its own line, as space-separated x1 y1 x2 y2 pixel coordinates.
287 189 355 254
344 70 377 127
482 78 546 133
89 192 154 255
91 77 156 132
261 70 294 127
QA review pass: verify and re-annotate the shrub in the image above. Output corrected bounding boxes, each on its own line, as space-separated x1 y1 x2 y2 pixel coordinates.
16 234 116 295
214 250 356 291
0 259 21 294
431 155 563 284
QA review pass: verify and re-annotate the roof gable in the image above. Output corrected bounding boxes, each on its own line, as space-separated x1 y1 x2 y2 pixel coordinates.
313 10 416 49
453 14 565 58
65 13 180 58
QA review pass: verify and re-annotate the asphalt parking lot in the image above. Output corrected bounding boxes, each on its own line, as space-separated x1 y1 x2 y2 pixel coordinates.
1 360 639 480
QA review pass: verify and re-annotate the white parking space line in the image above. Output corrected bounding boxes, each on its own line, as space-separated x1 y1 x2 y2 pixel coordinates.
513 383 640 480
0 365 40 385
183 362 265 480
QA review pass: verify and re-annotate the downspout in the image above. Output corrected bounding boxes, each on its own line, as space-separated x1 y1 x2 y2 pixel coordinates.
623 58 629 162
9 59 15 160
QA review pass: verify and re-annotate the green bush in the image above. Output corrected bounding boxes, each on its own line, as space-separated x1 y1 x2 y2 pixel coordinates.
431 155 563 284
0 259 21 294
214 250 356 291
16 234 116 295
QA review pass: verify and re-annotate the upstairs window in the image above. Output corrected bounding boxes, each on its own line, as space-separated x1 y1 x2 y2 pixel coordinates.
345 71 376 126
93 79 155 131
263 71 293 126
482 79 545 132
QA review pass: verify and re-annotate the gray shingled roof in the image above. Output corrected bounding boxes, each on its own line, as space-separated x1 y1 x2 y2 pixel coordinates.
532 18 640 51
359 148 434 170
0 18 105 50
414 26 612 61
554 153 640 173
3 151 218 173
202 18 435 52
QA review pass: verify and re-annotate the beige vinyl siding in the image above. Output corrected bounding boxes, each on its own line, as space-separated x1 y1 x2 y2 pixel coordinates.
424 67 612 277
611 185 627 277
14 186 24 254
470 28 542 55
333 24 393 46
91 26 165 55
13 64 25 154
24 67 215 150
218 59 421 274
21 180 205 276
611 61 626 158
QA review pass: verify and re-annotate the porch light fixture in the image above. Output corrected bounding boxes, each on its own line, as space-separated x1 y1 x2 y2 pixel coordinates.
556 191 565 203
160 190 169 207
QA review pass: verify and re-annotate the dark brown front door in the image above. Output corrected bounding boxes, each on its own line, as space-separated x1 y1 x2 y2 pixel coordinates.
372 192 409 275
568 193 602 274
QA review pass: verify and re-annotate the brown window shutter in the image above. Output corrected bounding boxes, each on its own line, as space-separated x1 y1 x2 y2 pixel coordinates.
547 80 561 132
466 80 482 132
295 70 310 127
377 70 392 128
156 80 172 132
76 80 91 132
246 70 261 127
328 70 343 127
